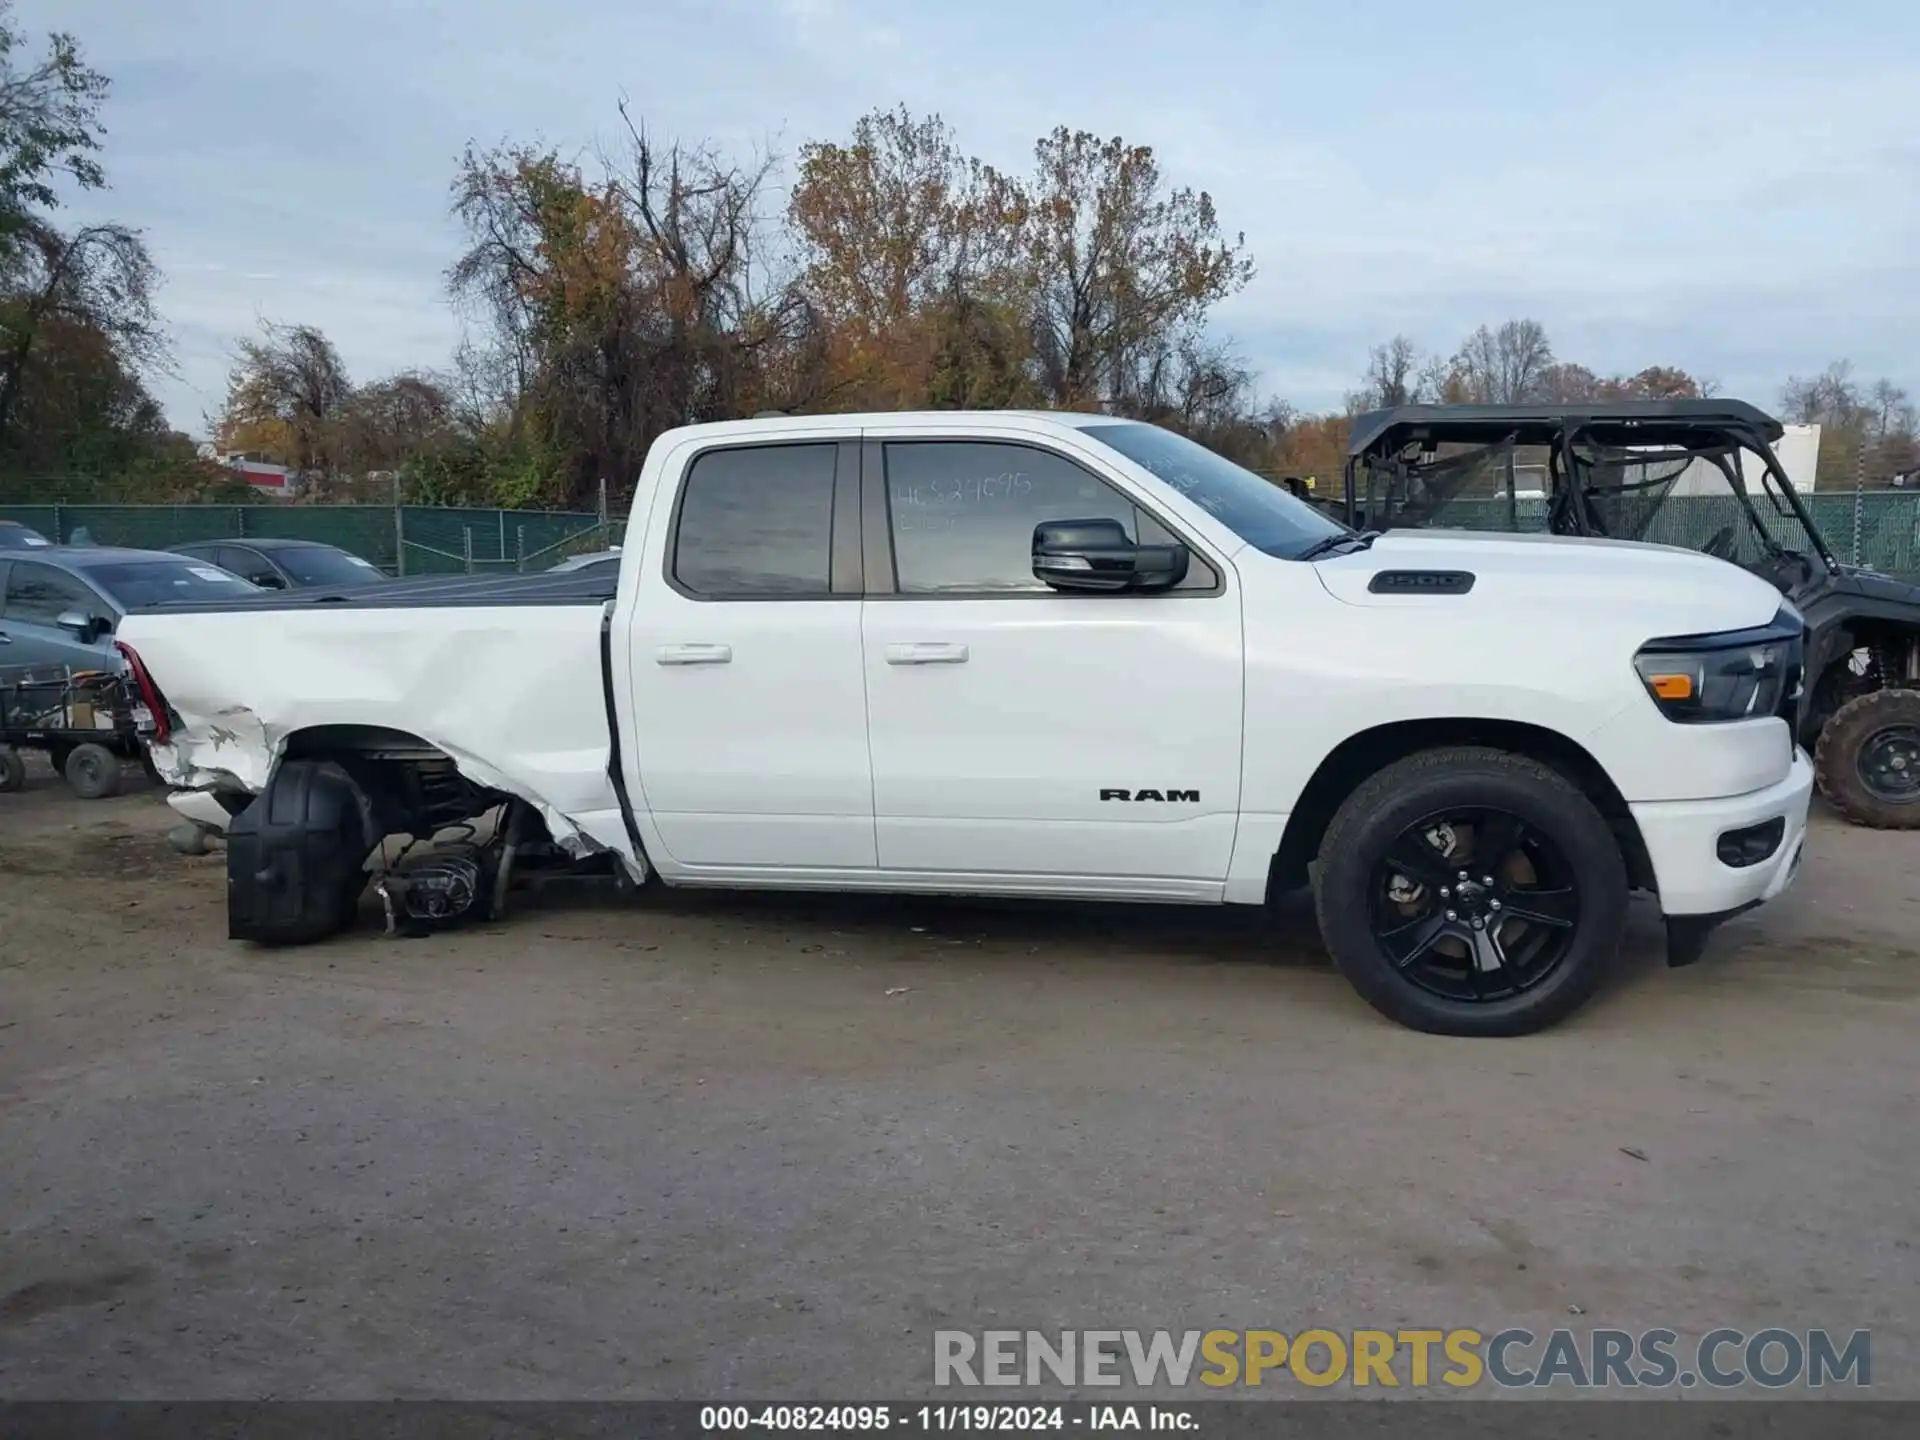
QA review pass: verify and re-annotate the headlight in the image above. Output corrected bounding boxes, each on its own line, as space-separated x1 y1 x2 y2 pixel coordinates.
1633 607 1804 725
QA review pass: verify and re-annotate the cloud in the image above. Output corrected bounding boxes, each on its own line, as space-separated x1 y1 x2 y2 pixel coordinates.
24 0 1918 430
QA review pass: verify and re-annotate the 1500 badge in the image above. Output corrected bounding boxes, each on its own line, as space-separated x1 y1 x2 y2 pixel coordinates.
1100 788 1199 802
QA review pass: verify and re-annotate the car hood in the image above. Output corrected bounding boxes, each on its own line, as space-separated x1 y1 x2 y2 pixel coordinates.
1310 529 1788 635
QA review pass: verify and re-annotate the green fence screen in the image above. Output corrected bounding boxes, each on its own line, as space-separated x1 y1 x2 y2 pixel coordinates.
1430 492 1919 576
2 494 1915 577
0 504 625 575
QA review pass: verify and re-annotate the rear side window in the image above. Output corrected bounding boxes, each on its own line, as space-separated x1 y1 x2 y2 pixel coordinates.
671 444 837 598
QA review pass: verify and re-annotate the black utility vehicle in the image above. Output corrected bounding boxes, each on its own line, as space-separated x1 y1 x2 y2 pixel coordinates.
1341 399 1920 828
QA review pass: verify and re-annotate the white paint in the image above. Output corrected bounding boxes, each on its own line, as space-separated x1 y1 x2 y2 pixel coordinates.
121 410 1811 929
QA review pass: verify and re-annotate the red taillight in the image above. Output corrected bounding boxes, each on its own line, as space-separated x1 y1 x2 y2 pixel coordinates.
114 640 172 745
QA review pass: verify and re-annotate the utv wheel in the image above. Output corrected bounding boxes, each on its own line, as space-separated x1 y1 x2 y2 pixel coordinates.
1814 688 1920 829
1312 746 1628 1037
64 742 124 800
0 747 25 793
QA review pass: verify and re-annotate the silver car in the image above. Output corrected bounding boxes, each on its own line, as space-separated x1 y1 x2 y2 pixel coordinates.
0 546 259 670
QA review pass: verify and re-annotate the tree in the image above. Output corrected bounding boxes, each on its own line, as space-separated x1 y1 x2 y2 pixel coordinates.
448 109 803 508
1448 319 1553 404
788 106 1028 408
0 219 161 448
216 320 353 484
1347 335 1423 411
334 371 455 475
1610 365 1704 400
1024 126 1253 410
0 2 109 253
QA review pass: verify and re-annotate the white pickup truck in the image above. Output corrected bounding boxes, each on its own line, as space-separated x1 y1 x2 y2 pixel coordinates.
118 410 1813 1036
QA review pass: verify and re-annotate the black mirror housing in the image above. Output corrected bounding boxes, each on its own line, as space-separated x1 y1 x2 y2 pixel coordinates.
1031 517 1189 594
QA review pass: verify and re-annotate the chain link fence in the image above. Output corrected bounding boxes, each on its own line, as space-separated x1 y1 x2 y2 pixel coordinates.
0 504 625 576
2 490 1915 577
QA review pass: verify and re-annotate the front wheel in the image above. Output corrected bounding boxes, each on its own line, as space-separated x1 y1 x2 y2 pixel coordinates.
1312 746 1628 1037
1813 688 1920 829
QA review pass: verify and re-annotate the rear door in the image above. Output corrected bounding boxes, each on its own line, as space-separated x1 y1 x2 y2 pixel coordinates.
624 437 875 871
858 433 1246 889
0 562 117 670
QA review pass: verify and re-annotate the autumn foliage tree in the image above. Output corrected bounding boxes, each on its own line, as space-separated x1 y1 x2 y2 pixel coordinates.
446 109 816 508
788 107 1029 409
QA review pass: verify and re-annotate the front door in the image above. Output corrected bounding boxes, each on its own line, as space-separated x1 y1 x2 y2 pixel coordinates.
860 436 1245 888
625 438 876 871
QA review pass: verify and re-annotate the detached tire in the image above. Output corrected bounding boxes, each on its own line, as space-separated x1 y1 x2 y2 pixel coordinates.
1814 688 1920 829
0 747 25 793
64 742 124 800
226 759 374 946
1312 746 1628 1037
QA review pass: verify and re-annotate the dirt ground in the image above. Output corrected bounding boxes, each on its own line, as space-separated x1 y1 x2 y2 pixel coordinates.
2 752 1917 1402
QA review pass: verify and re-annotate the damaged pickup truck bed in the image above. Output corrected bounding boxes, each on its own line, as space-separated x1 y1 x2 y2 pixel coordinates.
118 410 1813 1037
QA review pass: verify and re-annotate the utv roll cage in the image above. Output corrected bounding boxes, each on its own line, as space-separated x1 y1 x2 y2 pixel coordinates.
1339 400 1839 573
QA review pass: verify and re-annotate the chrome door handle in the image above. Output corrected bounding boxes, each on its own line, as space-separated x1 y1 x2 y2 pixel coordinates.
656 643 732 665
885 642 969 665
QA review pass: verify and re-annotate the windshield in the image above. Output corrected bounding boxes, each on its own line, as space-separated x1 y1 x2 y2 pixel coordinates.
87 560 258 609
0 522 52 549
1585 443 1821 566
275 545 385 586
1083 423 1346 559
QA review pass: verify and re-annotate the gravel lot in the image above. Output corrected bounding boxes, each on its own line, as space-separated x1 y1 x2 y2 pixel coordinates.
2 755 1917 1401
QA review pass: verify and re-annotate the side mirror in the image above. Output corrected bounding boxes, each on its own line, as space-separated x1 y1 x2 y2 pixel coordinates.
56 609 109 642
250 572 286 590
1031 517 1189 594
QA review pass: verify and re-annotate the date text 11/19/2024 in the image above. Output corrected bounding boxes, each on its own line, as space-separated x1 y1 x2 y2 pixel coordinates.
701 1405 1189 1433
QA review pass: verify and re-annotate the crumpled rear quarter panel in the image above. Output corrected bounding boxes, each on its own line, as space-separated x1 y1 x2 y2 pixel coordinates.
118 602 626 857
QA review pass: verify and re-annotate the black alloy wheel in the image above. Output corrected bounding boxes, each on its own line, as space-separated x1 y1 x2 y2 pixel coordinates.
1312 746 1629 1037
1371 807 1580 1003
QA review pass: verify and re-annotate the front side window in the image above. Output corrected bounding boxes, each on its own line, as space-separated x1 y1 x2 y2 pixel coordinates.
1083 422 1345 559
215 547 277 585
671 444 838 598
885 440 1208 594
2 563 99 623
274 546 383 586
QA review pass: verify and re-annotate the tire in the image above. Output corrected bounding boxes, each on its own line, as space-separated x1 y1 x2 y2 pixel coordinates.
64 742 124 800
1813 688 1920 829
0 747 25 793
1312 746 1629 1037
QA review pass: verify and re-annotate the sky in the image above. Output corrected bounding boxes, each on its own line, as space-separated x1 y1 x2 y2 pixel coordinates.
28 0 1920 437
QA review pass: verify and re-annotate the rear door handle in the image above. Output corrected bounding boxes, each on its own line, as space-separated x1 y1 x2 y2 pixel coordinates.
885 642 969 666
656 643 732 666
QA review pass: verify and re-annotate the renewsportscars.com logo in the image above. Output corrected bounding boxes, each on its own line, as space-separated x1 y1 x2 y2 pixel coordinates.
933 1327 1871 1391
